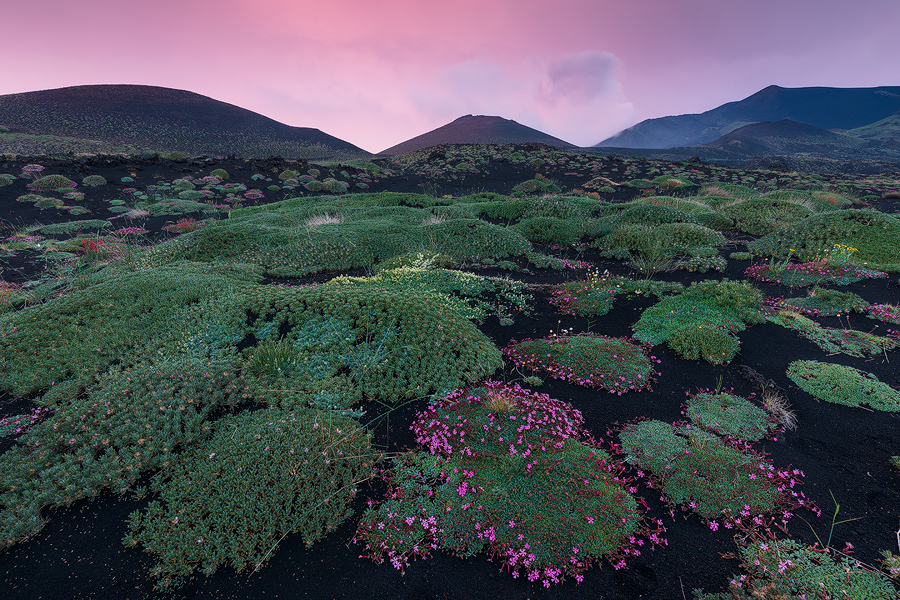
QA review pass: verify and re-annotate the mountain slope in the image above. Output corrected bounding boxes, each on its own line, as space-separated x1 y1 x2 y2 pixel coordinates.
379 115 577 156
596 85 900 149
0 84 373 160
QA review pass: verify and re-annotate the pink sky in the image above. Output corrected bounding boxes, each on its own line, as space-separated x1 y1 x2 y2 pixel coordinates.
2 0 898 153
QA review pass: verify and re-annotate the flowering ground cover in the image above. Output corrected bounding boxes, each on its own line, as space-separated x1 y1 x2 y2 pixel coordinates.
0 146 899 599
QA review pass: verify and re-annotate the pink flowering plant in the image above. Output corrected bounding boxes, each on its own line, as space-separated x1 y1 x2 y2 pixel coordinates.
354 382 664 586
616 419 817 531
866 303 900 325
502 334 658 394
744 261 887 287
549 277 623 317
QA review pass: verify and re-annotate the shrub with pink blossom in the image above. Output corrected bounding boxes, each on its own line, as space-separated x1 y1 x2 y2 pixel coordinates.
503 334 658 394
355 382 661 586
744 261 888 287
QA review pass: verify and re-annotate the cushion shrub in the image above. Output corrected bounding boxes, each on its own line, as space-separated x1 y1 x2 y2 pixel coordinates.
81 175 108 187
355 382 649 586
786 360 900 411
124 408 376 589
719 198 813 235
684 392 774 441
0 356 250 549
503 334 657 394
27 174 76 192
668 322 740 365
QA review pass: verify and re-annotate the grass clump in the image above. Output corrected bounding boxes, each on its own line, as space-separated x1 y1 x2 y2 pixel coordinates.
503 334 657 395
355 382 653 586
684 392 775 442
39 219 111 235
124 408 376 590
786 360 900 411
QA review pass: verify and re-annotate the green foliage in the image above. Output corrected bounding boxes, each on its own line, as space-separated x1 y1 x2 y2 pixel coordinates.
511 177 561 195
124 408 376 588
779 287 869 316
208 168 229 180
81 175 107 187
172 178 195 191
593 222 725 259
238 284 502 403
772 311 897 358
693 538 899 599
355 382 645 585
0 173 15 187
27 174 76 191
719 198 813 235
550 276 624 317
328 267 532 324
0 356 250 549
786 360 900 411
619 421 783 522
421 218 531 261
373 251 456 272
0 263 261 396
668 323 741 365
747 209 900 272
729 252 752 260
618 204 697 226
39 219 111 235
278 169 298 181
633 279 764 346
511 216 582 245
503 334 656 394
323 178 349 193
685 392 774 441
163 151 190 161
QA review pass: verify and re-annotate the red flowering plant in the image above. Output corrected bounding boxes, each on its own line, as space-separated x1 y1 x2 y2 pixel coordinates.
354 382 665 587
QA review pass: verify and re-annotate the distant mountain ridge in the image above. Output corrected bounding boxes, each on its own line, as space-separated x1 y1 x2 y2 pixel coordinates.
378 115 577 156
0 84 373 160
597 85 900 149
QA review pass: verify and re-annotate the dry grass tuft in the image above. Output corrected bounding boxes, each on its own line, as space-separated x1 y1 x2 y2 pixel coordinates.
420 213 449 226
124 209 151 220
697 184 732 197
304 213 344 227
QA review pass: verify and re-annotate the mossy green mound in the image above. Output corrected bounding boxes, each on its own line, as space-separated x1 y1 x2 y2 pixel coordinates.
786 360 900 411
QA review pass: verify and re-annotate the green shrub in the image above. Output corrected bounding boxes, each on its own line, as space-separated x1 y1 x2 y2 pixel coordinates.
633 279 764 346
549 276 625 317
355 382 647 586
684 392 774 441
323 178 349 193
511 177 561 195
0 356 250 549
693 538 899 599
27 174 76 192
34 197 65 209
81 175 107 187
503 335 656 394
172 179 195 191
307 168 320 177
748 209 900 271
786 360 900 411
625 178 654 189
0 263 261 396
124 408 376 589
238 284 502 403
729 251 752 260
511 216 581 245
328 267 532 324
39 219 111 235
618 204 697 226
304 180 325 191
668 322 740 365
420 219 531 261
0 173 14 187
778 287 869 317
163 151 190 161
719 198 813 235
209 168 229 180
618 420 796 523
278 169 298 181
373 251 456 272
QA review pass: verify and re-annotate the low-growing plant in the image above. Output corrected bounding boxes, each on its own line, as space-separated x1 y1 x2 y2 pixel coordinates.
27 174 76 192
684 392 775 441
776 286 869 316
81 174 107 187
355 382 659 586
124 408 376 589
618 420 812 527
503 334 658 394
770 311 898 358
693 538 899 599
745 260 888 287
668 322 741 365
787 360 900 411
866 303 900 325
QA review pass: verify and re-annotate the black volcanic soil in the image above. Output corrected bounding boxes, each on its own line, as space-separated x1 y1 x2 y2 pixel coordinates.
1 148 899 600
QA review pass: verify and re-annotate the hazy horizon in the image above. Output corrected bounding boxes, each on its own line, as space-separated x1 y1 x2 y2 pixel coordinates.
3 0 898 153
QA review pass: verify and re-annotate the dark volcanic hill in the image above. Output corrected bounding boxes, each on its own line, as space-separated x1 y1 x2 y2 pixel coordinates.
379 115 577 156
0 84 373 160
697 119 869 156
596 85 900 149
